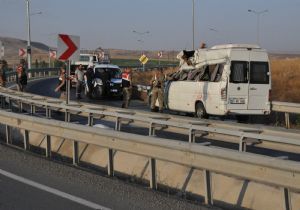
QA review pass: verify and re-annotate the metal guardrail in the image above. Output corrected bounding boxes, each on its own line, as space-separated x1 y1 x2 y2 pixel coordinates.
0 109 299 209
0 86 300 156
272 101 300 129
5 68 60 83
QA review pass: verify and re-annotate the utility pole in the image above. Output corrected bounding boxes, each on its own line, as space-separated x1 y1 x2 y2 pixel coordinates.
192 0 195 50
26 0 32 70
248 9 268 45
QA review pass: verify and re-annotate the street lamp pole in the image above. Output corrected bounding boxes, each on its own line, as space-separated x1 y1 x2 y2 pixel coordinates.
26 0 32 70
192 0 195 50
248 9 268 45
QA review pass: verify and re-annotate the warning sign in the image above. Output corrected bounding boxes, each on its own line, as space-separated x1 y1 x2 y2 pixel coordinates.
139 54 149 65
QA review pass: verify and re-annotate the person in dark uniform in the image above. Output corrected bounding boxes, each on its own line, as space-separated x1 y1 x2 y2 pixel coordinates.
0 59 8 87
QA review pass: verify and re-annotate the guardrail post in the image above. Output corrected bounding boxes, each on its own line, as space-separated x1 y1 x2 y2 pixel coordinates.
23 130 30 150
46 135 51 158
18 101 23 113
30 104 36 115
108 149 114 176
0 96 5 109
285 113 290 129
149 123 155 136
88 113 94 126
8 98 12 111
6 125 12 144
239 136 246 152
203 169 213 205
149 158 157 190
189 129 195 143
282 188 292 210
65 111 70 122
115 117 121 131
46 107 51 118
73 140 79 165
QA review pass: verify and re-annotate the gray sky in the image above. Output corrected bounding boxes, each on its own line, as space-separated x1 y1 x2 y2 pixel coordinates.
0 0 300 53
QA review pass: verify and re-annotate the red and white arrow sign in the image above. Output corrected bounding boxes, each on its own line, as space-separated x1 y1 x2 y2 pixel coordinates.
49 50 57 59
57 34 80 61
19 48 27 57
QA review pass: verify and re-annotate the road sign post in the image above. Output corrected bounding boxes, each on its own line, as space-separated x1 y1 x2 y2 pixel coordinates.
57 34 80 105
158 51 163 67
49 50 56 68
139 54 149 71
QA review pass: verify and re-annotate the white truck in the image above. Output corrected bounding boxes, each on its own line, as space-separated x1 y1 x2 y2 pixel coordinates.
158 44 271 119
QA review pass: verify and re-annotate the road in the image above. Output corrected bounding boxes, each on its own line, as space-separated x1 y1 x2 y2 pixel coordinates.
0 144 217 210
24 77 300 162
26 77 148 111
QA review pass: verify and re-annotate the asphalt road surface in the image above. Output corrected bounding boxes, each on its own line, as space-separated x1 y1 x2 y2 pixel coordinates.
0 144 219 210
26 77 148 111
23 77 300 162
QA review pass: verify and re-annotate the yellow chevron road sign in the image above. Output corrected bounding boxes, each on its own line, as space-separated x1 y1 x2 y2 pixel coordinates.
139 54 149 65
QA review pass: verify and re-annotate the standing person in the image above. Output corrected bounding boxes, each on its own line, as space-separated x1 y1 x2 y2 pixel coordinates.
16 59 28 92
54 66 67 99
150 68 165 113
75 64 84 99
84 63 95 99
0 60 8 87
121 68 132 108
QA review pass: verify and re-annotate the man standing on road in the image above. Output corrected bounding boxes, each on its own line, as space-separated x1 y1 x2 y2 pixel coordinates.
75 64 84 99
0 60 8 87
150 68 165 113
121 68 132 108
16 59 28 92
84 63 95 99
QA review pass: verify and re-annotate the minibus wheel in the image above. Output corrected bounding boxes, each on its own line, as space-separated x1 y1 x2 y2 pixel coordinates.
195 102 208 119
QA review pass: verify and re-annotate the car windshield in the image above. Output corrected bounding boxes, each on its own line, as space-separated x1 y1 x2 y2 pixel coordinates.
94 68 122 79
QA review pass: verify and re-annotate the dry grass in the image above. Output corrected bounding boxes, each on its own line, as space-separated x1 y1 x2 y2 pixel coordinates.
271 58 300 103
133 59 300 103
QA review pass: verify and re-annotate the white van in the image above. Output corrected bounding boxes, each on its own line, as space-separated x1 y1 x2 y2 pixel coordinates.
163 44 271 118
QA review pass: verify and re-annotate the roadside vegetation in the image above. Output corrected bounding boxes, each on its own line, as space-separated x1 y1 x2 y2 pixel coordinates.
271 58 300 103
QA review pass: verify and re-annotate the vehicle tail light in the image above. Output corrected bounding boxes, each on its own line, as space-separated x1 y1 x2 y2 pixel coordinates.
221 87 227 101
268 89 272 101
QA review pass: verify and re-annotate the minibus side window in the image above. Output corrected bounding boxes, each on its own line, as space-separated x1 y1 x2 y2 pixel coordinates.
250 62 269 84
230 61 248 83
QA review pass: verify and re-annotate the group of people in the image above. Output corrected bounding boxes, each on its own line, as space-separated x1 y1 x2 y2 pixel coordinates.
120 67 166 113
0 59 28 91
54 64 167 113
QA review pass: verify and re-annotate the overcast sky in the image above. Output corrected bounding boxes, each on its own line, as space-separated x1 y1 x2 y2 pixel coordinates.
0 0 299 53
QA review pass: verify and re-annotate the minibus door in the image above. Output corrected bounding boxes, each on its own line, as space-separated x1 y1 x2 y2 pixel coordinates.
248 61 270 110
227 61 249 110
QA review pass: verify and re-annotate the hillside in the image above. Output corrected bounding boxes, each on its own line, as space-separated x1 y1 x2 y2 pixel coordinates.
0 36 178 66
1 36 300 67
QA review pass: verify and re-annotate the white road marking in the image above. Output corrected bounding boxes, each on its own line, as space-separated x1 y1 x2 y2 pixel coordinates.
0 169 111 210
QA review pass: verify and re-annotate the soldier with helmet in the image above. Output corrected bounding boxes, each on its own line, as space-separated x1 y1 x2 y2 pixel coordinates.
150 68 166 113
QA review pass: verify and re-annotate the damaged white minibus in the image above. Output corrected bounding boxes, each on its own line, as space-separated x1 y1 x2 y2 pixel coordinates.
163 44 271 119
